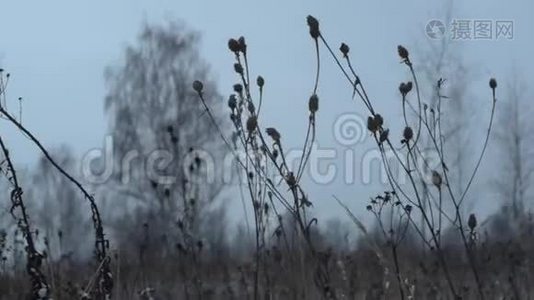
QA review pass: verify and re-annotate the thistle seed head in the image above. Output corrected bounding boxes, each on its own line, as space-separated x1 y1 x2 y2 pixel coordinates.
192 80 203 93
489 78 497 89
397 45 409 60
403 126 413 141
308 94 319 113
340 43 350 57
307 15 320 39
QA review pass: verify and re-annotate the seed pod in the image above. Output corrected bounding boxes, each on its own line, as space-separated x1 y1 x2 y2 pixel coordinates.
228 38 241 53
468 214 477 231
192 80 203 93
489 78 497 89
246 116 257 133
399 82 413 96
374 114 384 127
228 95 237 109
403 126 413 141
366 205 372 211
431 170 442 188
367 116 377 133
399 82 406 95
266 127 281 141
340 43 350 57
306 15 320 39
286 172 296 187
308 94 319 113
405 205 412 213
234 63 243 74
233 84 243 94
257 76 265 88
238 36 247 53
397 45 409 60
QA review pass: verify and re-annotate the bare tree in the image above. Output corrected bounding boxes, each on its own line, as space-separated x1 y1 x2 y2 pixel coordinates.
489 75 533 235
102 22 228 286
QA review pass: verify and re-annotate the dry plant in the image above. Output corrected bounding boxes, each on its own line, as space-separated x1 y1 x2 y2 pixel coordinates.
0 70 112 299
193 15 498 300
4 15 534 300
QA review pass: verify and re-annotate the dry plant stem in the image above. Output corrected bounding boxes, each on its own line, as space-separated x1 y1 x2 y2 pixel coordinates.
0 107 112 298
424 86 493 300
368 95 457 296
407 64 424 146
295 39 320 182
318 35 375 115
198 92 294 214
391 245 405 300
328 43 457 291
458 95 497 206
239 46 335 297
408 58 489 299
0 136 50 299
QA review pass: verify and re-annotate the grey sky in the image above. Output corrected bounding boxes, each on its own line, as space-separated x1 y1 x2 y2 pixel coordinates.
1 0 532 224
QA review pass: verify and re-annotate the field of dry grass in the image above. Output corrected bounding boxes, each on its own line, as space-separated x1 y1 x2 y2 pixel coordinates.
0 15 531 300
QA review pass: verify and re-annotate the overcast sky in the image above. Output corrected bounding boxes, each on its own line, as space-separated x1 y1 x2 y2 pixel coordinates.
0 0 532 225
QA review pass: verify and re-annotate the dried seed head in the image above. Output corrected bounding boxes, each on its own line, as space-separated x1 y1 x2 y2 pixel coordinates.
374 114 384 127
366 205 372 211
397 45 409 60
286 172 297 187
308 94 319 113
403 126 413 141
266 127 281 141
246 116 257 133
228 95 237 109
234 63 243 74
228 38 241 53
399 81 413 96
257 76 265 88
306 15 320 39
340 43 350 57
489 78 497 89
238 36 247 53
468 214 477 231
192 80 203 93
399 82 406 95
367 116 378 133
233 83 243 94
405 205 412 213
431 170 442 188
